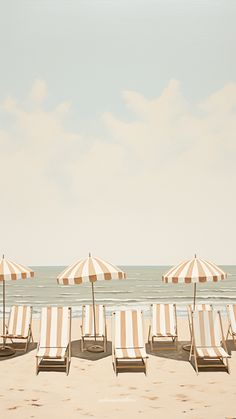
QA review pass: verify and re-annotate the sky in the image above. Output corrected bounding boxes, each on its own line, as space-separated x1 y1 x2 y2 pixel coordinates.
0 0 236 266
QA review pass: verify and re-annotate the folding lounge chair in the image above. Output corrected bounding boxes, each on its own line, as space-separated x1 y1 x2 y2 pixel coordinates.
189 310 230 374
1 305 33 352
226 304 236 348
187 304 213 336
36 306 71 375
112 309 148 375
80 304 107 352
148 304 178 351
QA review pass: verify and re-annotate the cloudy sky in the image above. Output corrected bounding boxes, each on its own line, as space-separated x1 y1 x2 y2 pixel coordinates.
0 0 236 266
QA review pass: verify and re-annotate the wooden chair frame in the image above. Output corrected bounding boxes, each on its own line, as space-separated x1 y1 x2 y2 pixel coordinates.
226 304 236 348
189 310 230 375
112 310 148 376
36 307 72 375
2 305 33 353
148 304 178 351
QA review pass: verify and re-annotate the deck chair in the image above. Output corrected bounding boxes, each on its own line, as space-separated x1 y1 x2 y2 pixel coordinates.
189 310 230 374
36 306 71 375
226 304 236 348
1 305 33 352
148 304 178 351
80 305 107 352
187 304 213 337
112 309 148 375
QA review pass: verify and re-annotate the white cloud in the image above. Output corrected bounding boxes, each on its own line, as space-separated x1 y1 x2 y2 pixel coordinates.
29 79 48 104
0 79 235 265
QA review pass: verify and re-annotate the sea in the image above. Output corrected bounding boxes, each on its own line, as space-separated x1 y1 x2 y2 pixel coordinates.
1 265 236 318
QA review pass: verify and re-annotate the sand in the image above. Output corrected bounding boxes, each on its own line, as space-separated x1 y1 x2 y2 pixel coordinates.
1 317 236 419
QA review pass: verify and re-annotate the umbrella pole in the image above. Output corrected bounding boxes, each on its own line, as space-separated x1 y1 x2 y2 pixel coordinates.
91 282 97 343
193 283 197 309
2 279 6 348
87 282 103 353
183 283 197 352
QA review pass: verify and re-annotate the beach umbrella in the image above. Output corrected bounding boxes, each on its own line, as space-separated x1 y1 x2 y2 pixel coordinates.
162 255 227 309
0 255 34 357
57 253 126 352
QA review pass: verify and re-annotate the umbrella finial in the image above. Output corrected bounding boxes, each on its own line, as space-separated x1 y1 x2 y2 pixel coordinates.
89 252 91 258
194 253 197 258
2 254 4 259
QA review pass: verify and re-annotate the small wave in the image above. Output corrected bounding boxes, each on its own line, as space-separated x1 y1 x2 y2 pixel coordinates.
94 290 132 294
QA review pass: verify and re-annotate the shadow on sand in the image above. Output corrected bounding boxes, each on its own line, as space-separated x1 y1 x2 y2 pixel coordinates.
71 339 112 361
0 341 37 362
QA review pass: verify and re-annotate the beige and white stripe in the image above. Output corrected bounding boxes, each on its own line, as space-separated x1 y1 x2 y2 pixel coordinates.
0 256 34 281
37 307 70 359
114 310 147 359
57 255 125 285
192 310 229 358
189 304 213 311
163 257 226 284
227 304 236 334
7 306 32 338
83 305 105 336
151 304 177 337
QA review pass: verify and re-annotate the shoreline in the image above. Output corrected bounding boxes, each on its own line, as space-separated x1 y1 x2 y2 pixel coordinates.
0 302 231 319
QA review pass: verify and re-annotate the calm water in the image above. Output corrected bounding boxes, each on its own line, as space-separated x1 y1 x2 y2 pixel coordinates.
1 265 236 317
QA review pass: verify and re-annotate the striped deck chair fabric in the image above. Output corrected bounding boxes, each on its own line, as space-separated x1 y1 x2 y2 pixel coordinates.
190 310 230 374
112 310 147 375
189 304 213 311
149 304 178 350
2 305 33 352
36 306 71 375
80 305 107 352
227 305 236 347
187 304 213 337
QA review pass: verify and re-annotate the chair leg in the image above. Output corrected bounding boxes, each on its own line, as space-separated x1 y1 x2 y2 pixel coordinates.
150 337 153 352
226 357 230 374
226 326 230 340
194 351 199 375
36 357 39 375
115 359 118 376
232 333 236 349
66 356 69 375
144 358 147 376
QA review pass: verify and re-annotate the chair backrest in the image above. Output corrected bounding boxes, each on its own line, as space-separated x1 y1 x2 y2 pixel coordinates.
151 304 176 335
39 306 70 349
190 304 212 311
82 305 105 335
192 310 222 347
114 310 144 349
8 305 32 338
227 304 236 333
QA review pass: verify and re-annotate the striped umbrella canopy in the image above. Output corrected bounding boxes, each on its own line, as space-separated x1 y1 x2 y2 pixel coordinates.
0 255 34 356
162 256 227 284
57 254 126 351
0 256 34 281
162 255 227 309
57 255 126 285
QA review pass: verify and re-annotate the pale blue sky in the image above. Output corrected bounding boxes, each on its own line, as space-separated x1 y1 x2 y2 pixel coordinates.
0 0 236 265
1 1 236 126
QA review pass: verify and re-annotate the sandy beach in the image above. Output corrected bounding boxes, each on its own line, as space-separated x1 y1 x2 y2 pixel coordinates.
0 317 236 419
